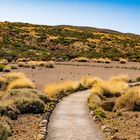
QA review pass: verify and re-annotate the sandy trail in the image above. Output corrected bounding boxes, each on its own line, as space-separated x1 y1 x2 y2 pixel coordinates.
46 90 103 140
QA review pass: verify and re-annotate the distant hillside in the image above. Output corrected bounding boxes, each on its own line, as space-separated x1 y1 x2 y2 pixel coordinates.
0 21 140 62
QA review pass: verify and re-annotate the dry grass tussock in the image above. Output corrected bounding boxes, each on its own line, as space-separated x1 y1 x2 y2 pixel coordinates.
91 58 112 63
43 77 103 99
90 75 129 98
0 59 8 65
82 77 102 88
0 72 35 91
116 86 140 111
88 75 130 119
7 78 35 90
3 72 26 84
119 58 127 64
71 57 90 62
43 81 82 98
27 61 36 68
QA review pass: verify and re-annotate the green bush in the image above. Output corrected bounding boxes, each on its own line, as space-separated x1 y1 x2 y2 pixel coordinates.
0 89 51 119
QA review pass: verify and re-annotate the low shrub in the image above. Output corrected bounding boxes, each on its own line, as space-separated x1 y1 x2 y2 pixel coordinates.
0 117 12 140
0 89 51 119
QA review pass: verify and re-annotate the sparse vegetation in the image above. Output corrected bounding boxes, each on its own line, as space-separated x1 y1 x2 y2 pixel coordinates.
43 81 82 99
0 22 139 62
87 75 140 139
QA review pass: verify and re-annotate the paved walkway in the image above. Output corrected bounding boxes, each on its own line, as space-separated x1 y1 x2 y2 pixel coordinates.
46 90 104 140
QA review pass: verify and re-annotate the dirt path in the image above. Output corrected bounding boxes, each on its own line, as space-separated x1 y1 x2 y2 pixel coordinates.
46 90 104 140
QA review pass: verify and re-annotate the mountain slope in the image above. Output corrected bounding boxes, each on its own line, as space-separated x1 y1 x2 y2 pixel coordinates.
0 21 140 62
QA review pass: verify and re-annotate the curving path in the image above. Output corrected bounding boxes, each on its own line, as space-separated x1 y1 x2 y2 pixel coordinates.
46 90 104 140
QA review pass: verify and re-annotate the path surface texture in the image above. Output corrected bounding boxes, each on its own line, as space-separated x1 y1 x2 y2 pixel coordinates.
46 90 104 140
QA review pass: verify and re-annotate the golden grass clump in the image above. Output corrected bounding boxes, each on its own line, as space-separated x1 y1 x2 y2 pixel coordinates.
104 58 112 64
91 58 111 63
82 77 102 88
16 58 30 62
91 76 129 98
72 57 90 62
96 58 105 63
119 58 127 64
46 61 54 68
0 77 6 85
3 72 26 83
27 61 36 69
91 58 98 63
7 78 35 90
0 59 8 65
37 61 46 67
116 86 140 111
18 62 26 67
110 75 130 83
43 81 81 98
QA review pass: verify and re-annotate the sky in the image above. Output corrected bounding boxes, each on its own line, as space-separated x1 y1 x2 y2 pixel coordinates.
0 0 140 34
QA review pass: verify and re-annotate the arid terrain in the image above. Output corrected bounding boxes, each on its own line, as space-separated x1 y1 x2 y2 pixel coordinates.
0 61 140 140
9 61 140 89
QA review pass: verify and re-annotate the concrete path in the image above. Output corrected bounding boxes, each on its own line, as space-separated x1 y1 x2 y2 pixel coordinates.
46 90 104 140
